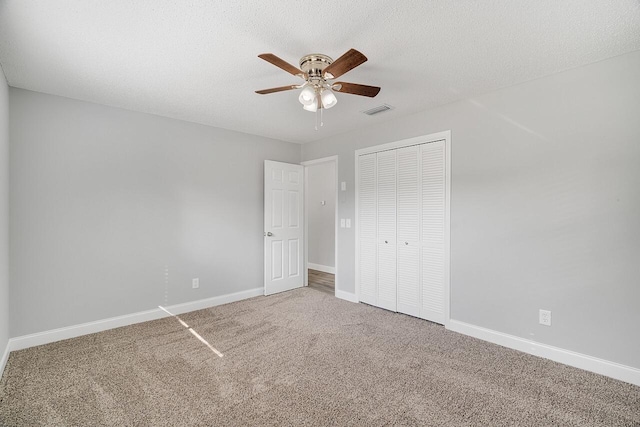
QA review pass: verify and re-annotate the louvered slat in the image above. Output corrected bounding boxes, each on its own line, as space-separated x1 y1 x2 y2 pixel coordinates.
421 141 445 323
377 150 396 311
377 242 397 311
397 245 420 316
422 248 444 319
359 244 377 304
377 151 396 241
358 154 377 238
422 143 445 248
358 154 377 305
396 146 420 316
396 146 419 242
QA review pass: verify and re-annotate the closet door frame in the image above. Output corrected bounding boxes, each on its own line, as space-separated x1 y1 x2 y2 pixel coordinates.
354 130 451 326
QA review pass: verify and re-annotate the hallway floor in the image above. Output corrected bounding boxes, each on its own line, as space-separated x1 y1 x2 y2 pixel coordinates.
307 269 334 295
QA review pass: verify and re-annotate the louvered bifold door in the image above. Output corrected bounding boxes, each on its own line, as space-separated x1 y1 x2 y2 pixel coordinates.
358 153 377 306
420 140 446 324
396 145 421 317
376 150 397 312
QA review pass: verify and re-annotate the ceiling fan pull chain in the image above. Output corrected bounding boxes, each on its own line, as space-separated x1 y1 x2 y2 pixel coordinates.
320 104 324 127
315 108 318 131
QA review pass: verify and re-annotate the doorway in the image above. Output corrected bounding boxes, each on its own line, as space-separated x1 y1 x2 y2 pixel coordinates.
302 156 339 297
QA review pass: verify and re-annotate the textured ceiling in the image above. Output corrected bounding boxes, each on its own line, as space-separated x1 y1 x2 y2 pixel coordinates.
1 1 639 144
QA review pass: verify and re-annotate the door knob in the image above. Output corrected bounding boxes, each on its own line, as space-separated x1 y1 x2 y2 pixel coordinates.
405 242 408 245
385 240 388 244
266 232 273 237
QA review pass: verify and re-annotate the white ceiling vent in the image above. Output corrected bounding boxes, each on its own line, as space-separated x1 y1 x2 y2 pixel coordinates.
362 104 393 116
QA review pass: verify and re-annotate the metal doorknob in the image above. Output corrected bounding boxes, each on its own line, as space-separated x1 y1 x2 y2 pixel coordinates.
405 242 408 245
266 232 273 237
385 240 388 243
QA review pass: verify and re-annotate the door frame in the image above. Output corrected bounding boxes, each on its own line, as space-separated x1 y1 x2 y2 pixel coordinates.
301 155 339 297
354 130 451 326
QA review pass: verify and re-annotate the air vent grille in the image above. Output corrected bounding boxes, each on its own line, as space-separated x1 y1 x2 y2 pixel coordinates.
362 104 393 116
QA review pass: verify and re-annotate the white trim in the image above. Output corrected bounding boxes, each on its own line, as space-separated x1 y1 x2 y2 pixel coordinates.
301 155 339 166
354 156 360 302
335 290 358 303
443 132 451 327
303 164 309 287
448 320 640 387
1 340 9 378
301 155 339 298
355 131 452 156
354 130 452 325
8 287 263 352
307 263 335 274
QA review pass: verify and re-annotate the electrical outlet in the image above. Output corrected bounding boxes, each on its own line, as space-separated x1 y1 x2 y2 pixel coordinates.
340 218 346 228
192 278 200 289
345 219 351 228
539 309 551 326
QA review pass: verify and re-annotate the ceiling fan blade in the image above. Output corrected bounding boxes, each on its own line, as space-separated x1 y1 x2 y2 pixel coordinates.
255 85 299 95
323 49 368 79
333 82 380 97
258 53 304 77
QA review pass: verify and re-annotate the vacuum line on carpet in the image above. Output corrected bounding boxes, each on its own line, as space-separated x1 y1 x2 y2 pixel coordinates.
158 306 224 357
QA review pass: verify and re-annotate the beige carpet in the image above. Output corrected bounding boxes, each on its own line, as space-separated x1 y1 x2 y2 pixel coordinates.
1 288 639 426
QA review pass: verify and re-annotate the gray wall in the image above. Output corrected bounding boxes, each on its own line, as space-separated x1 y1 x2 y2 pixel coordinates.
307 162 335 268
10 88 301 337
302 51 640 369
0 67 9 355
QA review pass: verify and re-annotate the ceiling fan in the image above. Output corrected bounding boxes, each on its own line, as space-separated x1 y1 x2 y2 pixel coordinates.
255 48 380 112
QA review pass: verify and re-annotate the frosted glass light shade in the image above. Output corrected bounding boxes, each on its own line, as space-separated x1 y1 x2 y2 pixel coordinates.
303 101 317 112
298 86 316 106
321 89 337 109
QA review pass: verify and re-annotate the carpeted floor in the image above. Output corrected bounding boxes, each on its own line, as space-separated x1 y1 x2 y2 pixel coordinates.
1 288 639 426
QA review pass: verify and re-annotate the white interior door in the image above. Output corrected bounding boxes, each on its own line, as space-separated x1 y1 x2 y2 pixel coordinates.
355 132 450 325
376 150 397 311
421 141 446 323
396 145 421 317
264 160 304 295
358 153 377 306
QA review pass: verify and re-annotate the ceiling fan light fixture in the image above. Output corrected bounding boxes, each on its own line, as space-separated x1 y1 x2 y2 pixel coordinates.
321 88 337 109
298 85 316 106
302 101 318 112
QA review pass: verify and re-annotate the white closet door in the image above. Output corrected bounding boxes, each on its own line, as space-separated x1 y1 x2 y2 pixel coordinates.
358 153 377 306
396 145 421 317
376 150 397 311
421 140 446 324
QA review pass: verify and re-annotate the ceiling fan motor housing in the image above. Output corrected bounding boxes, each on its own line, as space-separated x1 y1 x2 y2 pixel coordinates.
299 54 333 80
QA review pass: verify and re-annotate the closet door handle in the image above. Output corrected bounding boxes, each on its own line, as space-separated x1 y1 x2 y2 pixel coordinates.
385 240 388 244
405 242 408 245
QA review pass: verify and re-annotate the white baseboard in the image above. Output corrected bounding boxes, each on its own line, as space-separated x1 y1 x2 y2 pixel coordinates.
308 263 335 274
447 320 640 387
0 340 9 379
8 287 263 353
335 290 358 303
